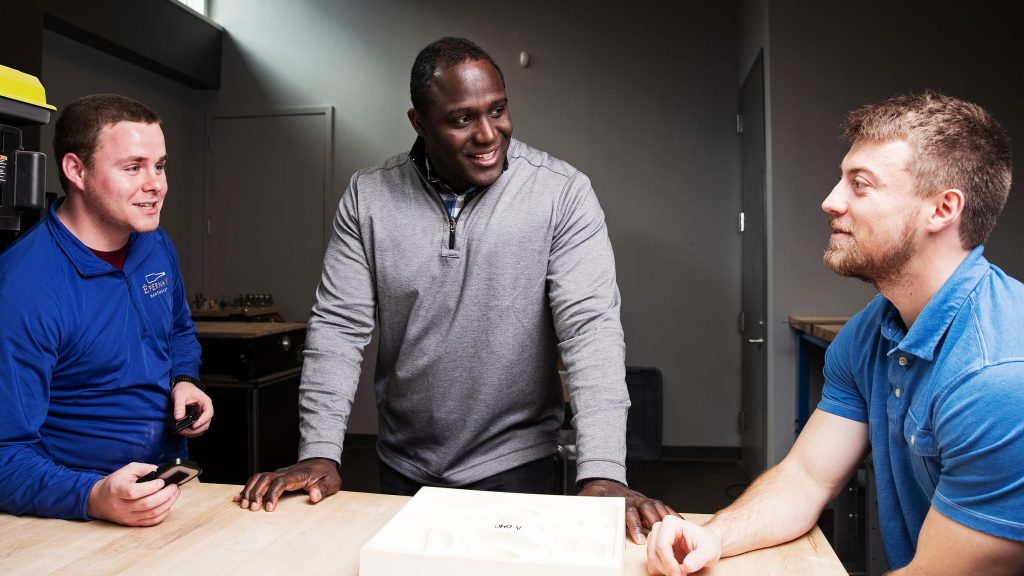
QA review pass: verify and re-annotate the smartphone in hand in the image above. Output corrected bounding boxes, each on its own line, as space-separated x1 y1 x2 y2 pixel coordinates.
173 403 200 433
137 458 202 486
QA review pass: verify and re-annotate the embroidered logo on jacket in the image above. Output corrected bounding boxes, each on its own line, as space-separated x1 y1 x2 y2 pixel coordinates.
142 271 169 298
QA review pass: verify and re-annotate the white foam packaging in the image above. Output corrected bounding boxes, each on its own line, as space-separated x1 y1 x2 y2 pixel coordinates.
359 487 625 576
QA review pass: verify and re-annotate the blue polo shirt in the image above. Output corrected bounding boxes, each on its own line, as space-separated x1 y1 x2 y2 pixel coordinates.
819 245 1024 569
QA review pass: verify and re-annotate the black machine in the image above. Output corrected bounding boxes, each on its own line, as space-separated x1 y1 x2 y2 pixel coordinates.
0 65 55 250
187 322 306 484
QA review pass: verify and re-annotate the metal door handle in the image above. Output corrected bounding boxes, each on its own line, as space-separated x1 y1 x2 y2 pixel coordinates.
747 338 765 344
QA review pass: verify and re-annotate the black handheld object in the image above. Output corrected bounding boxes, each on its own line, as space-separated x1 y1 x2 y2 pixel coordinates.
173 403 200 432
137 458 202 486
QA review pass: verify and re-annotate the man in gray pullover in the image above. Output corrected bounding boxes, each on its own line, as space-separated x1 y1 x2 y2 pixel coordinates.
236 36 673 543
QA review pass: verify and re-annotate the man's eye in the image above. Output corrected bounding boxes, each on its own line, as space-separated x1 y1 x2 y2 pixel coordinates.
454 116 471 127
489 107 505 118
127 165 140 173
156 163 166 173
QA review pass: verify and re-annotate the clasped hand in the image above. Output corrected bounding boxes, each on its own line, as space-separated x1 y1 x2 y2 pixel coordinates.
646 514 723 575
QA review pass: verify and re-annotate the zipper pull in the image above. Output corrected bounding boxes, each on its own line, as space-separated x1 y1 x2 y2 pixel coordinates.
448 219 456 249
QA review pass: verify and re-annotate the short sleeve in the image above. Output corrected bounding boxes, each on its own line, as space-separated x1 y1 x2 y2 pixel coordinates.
931 362 1024 541
818 322 869 423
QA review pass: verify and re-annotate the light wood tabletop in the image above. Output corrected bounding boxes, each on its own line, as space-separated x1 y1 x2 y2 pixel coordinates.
193 321 306 339
788 315 850 344
0 482 846 575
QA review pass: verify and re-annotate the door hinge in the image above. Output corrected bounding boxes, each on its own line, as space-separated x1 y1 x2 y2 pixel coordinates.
736 114 744 134
206 219 213 237
738 211 745 233
738 311 746 333
738 410 746 433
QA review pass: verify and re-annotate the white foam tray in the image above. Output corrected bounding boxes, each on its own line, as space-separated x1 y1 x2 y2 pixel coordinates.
359 487 625 576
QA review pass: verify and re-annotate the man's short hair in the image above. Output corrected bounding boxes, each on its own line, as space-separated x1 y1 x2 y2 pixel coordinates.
844 91 1012 248
410 36 504 114
53 94 162 193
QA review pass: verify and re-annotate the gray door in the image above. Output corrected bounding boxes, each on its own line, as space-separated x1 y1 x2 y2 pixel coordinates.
739 52 768 477
204 109 333 322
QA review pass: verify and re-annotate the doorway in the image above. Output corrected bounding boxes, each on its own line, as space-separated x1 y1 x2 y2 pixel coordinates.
203 108 334 322
739 52 768 477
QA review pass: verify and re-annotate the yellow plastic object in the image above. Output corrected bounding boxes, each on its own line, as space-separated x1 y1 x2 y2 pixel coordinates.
0 65 56 111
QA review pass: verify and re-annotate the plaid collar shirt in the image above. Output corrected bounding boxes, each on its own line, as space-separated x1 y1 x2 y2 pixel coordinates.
425 155 481 222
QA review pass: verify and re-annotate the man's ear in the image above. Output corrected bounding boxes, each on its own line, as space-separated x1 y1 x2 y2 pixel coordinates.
62 153 87 192
926 188 965 233
407 108 424 136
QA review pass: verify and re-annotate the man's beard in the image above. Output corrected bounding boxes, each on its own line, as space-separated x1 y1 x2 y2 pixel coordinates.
823 216 917 287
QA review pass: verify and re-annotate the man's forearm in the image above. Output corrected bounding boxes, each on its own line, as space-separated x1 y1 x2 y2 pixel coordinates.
703 460 831 558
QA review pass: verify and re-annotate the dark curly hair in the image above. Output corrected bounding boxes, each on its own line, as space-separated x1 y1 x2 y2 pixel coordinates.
410 37 504 113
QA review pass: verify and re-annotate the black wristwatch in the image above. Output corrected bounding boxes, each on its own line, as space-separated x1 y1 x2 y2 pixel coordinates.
172 374 205 392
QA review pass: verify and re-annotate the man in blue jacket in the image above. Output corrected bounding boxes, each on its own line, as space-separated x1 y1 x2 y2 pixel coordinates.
0 94 213 526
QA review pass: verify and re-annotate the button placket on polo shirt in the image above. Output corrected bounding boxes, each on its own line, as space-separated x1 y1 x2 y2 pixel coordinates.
895 355 910 398
886 347 913 427
888 354 911 398
892 352 918 447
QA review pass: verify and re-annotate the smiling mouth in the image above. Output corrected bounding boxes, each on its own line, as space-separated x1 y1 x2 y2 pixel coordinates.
135 202 158 209
828 218 852 235
469 149 498 162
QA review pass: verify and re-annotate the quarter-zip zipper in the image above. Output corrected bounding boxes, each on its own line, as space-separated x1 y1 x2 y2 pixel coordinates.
442 195 484 250
412 156 485 252
429 189 482 252
124 273 150 338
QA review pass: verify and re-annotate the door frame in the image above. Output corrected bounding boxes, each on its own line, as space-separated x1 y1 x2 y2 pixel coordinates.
201 106 334 294
739 50 768 477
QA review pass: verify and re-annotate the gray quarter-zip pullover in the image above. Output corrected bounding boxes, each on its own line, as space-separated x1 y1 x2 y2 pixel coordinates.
297 138 629 486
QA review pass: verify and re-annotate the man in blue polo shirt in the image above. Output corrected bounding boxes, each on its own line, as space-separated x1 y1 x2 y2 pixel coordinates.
0 94 213 526
647 92 1024 575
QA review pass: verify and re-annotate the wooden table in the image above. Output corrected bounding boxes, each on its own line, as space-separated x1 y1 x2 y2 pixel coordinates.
194 321 306 339
0 483 846 575
788 316 849 345
190 306 284 322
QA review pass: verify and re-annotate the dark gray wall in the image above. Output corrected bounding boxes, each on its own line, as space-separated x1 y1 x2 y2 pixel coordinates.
40 30 211 292
209 0 743 444
764 0 1024 462
34 0 1021 458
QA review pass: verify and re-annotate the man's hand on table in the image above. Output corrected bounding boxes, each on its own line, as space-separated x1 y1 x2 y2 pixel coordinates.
646 514 722 575
234 458 342 512
86 462 181 527
578 478 677 544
